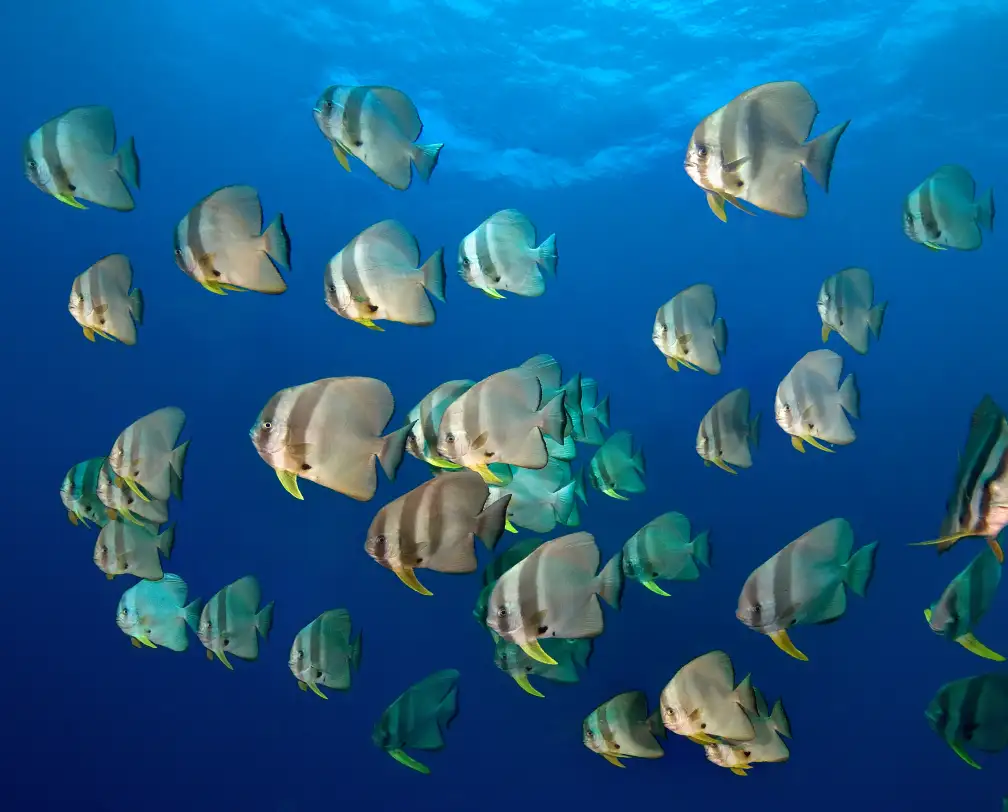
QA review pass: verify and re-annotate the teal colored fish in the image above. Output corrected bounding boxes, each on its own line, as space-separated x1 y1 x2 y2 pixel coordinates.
196 576 275 669
925 546 1004 661
404 379 474 471
572 376 610 445
583 690 665 767
372 669 460 774
584 430 645 500
116 573 202 651
289 609 362 698
494 636 591 698
622 512 711 596
926 673 1008 769
488 459 578 534
475 539 544 633
60 456 111 528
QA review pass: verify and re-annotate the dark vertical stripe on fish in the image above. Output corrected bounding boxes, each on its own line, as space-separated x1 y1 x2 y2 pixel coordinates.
287 381 330 468
598 707 617 748
475 225 497 282
339 237 369 310
41 121 72 193
186 202 207 269
343 87 369 147
956 417 1003 532
740 95 763 183
308 617 323 672
919 181 941 241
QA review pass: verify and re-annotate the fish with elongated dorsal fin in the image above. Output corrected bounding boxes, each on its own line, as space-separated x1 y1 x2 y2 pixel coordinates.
660 650 756 744
584 430 645 500
60 457 111 529
696 388 759 473
583 690 666 767
924 546 1004 661
775 349 860 453
494 637 591 698
94 520 175 581
653 284 727 375
116 574 201 651
372 669 460 773
289 609 362 698
68 254 143 345
926 673 1008 769
196 576 274 669
817 267 887 355
458 210 557 299
622 512 711 596
903 165 994 251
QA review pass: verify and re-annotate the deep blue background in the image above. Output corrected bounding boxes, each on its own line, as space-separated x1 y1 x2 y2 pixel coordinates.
3 2 1007 809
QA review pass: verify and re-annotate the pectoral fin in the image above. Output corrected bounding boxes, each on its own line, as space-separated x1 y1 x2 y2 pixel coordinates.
666 357 680 371
769 629 808 662
131 637 142 648
83 327 96 342
730 766 749 776
641 579 671 597
67 511 79 526
276 469 304 500
511 672 545 698
519 639 558 666
924 241 946 251
821 324 831 342
393 566 433 597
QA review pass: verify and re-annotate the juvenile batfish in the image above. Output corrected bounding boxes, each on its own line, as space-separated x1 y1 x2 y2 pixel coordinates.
405 379 474 470
736 518 878 662
196 575 275 669
574 377 610 445
584 430 645 500
458 209 557 299
494 637 591 698
583 691 665 767
61 457 111 528
250 376 413 502
94 520 175 581
313 84 443 191
660 650 756 744
704 682 791 775
696 388 760 474
108 406 190 503
903 165 994 251
437 361 567 483
622 512 711 597
325 220 446 330
486 531 623 665
653 284 728 374
364 470 511 596
96 463 168 529
173 185 291 295
372 669 460 774
926 673 1008 769
289 609 362 698
925 546 1004 661
487 458 579 534
774 349 860 453
23 105 140 210
817 267 887 355
911 395 1008 563
116 573 202 651
68 254 144 345
684 81 849 221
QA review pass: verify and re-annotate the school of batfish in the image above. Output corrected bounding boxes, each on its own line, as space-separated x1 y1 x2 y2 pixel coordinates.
39 80 1004 779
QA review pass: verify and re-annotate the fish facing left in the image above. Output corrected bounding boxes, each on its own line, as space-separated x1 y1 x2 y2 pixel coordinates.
775 349 859 453
196 576 275 669
23 105 140 211
68 254 144 345
116 573 202 652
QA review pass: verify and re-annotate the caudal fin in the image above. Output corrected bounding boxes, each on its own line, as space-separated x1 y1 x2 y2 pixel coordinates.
420 247 446 302
843 541 878 597
474 494 511 551
690 530 711 568
803 120 850 192
712 317 728 354
115 136 141 189
351 631 363 670
256 601 275 640
749 411 761 448
838 373 860 419
183 599 203 634
537 392 567 442
977 187 995 232
378 422 414 481
574 467 588 504
867 302 887 339
770 699 792 738
411 142 443 182
551 480 577 526
535 233 557 276
646 709 667 739
597 551 624 609
170 441 190 500
263 214 292 269
157 523 176 558
129 289 144 325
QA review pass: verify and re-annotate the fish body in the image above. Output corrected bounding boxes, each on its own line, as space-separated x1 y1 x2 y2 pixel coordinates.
696 388 759 473
817 267 887 354
574 377 610 445
23 105 139 210
583 691 665 766
494 636 591 697
684 81 849 220
313 85 442 191
736 518 878 661
68 254 143 345
585 431 645 500
173 185 291 295
926 546 1004 661
487 458 579 533
704 682 791 774
405 380 474 469
372 669 460 774
197 576 274 669
250 377 412 502
660 650 756 744
653 284 728 374
116 573 201 651
325 220 445 329
458 209 557 298
926 673 1008 769
95 463 168 529
60 457 111 528
289 609 362 698
108 406 189 502
903 165 994 251
622 512 711 596
486 531 623 664
365 470 511 595
94 520 175 580
774 349 860 452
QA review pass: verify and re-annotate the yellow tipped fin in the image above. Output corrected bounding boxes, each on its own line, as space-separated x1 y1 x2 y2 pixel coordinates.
394 566 433 597
389 748 430 774
308 681 328 699
504 518 518 533
769 629 808 661
908 532 974 550
988 537 1004 564
924 241 946 251
640 579 671 597
67 511 79 526
427 455 462 470
951 741 980 769
705 191 727 222
83 327 96 342
601 487 628 501
298 681 307 691
131 637 142 648
332 143 351 171
136 634 157 649
474 463 504 485
821 324 831 342
124 478 151 502
357 318 385 331
687 732 718 745
201 279 228 295
730 766 749 776
276 469 304 500
519 639 558 666
666 357 680 371
511 672 545 698
803 435 834 453
713 457 737 475
214 649 234 670
482 288 506 299
55 192 87 209
602 754 625 768
957 632 1006 662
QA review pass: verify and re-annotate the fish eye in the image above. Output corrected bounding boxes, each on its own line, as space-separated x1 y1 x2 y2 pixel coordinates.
327 283 336 293
263 421 272 430
28 159 37 170
496 607 507 618
696 145 708 158
376 534 386 545
323 100 333 110
700 723 707 730
743 750 751 757
445 433 455 444
462 257 470 268
119 608 127 618
174 248 182 259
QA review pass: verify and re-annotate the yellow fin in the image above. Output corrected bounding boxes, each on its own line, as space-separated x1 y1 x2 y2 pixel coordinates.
989 537 1005 564
67 511 79 526
504 518 518 533
473 463 504 485
394 566 433 597
388 748 430 774
730 766 749 776
724 194 755 215
908 531 974 550
276 469 304 500
83 327 96 342
713 457 737 475
602 753 625 768
105 573 114 581
427 455 462 470
821 324 831 342
55 192 87 209
687 732 718 745
790 436 806 453
482 287 506 299
356 318 385 331
706 191 727 223
951 741 980 769
924 241 946 251
332 142 351 171
136 634 157 649
519 639 558 666
131 637 142 648
124 477 151 502
219 283 246 292
769 629 808 661
214 649 234 670
120 509 143 526
308 681 328 699
957 632 1006 662
666 357 680 371
201 279 227 295
803 435 834 453
512 672 545 698
641 579 671 597
601 486 628 501
298 681 307 691
680 359 699 371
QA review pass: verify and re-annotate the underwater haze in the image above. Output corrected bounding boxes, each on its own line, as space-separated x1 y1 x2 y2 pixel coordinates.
3 0 1008 810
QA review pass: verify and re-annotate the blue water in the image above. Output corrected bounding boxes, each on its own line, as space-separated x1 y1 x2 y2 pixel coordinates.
4 1 1007 809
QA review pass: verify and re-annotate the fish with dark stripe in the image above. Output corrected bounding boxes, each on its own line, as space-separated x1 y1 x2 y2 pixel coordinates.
903 165 994 251
925 546 1004 661
583 691 665 767
494 636 591 698
704 681 791 775
926 673 1008 769
660 650 756 745
653 284 728 374
108 406 190 503
458 209 557 299
289 609 362 698
372 669 459 774
68 254 144 345
94 520 175 581
116 573 201 651
696 388 759 473
196 576 274 669
405 379 474 470
61 457 112 528
817 267 887 354
584 430 645 500
621 512 710 597
774 349 860 453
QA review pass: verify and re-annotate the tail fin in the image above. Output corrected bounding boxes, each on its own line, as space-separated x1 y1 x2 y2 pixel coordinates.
256 600 275 640
535 233 557 276
594 394 611 430
573 468 588 504
803 120 850 192
843 541 878 597
597 551 624 609
115 136 140 189
551 479 577 526
646 709 667 738
183 599 203 633
749 411 761 449
977 187 994 232
690 530 711 568
537 392 567 442
157 523 176 558
770 699 792 738
169 440 190 500
712 317 728 354
129 289 144 324
411 142 443 182
867 302 887 339
474 494 511 551
420 247 446 302
351 631 363 671
378 422 414 481
263 214 292 269
631 446 646 474
838 373 860 419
